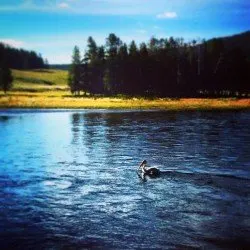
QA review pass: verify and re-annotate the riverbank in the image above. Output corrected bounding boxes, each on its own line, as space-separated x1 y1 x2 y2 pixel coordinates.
1 69 249 110
0 93 249 110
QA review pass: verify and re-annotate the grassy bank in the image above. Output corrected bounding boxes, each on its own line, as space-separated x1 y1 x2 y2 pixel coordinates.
1 94 250 110
0 69 249 110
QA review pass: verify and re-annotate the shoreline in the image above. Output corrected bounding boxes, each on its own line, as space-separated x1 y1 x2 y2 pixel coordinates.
0 95 249 110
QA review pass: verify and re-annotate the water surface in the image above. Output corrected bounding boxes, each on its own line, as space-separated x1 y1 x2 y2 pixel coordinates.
0 110 250 249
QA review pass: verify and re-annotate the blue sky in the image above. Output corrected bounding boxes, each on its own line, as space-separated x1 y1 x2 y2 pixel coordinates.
0 0 249 64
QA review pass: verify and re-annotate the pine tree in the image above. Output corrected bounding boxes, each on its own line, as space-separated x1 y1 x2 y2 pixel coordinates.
128 41 139 94
68 46 82 95
117 43 128 93
104 33 122 94
85 36 99 94
0 62 13 93
44 59 49 69
139 42 150 94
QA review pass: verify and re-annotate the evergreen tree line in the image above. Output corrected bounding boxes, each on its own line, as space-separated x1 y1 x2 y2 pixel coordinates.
68 33 250 97
0 42 49 70
0 42 49 92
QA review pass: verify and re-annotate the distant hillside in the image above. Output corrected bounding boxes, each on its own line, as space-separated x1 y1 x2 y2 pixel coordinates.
222 31 250 52
208 31 250 59
49 64 70 71
12 69 68 92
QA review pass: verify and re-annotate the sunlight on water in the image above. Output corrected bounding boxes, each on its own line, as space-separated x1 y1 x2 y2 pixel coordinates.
43 180 72 189
0 110 250 249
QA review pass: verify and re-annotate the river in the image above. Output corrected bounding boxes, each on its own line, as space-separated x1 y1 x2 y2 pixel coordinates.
0 109 250 249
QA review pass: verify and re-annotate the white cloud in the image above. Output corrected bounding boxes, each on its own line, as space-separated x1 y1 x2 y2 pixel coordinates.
156 11 177 19
0 39 25 48
58 2 70 9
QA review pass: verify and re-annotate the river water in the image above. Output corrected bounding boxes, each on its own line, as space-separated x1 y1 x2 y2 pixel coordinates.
0 109 250 249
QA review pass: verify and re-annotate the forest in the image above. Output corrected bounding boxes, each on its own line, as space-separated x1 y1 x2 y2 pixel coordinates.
68 31 250 97
0 42 48 70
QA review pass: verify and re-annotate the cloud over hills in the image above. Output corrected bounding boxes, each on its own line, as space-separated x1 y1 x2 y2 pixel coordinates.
0 38 25 48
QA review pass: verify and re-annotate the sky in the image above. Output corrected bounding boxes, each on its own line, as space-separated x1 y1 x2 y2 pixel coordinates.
0 0 249 64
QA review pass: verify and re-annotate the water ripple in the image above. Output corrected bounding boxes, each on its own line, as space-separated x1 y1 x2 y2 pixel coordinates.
0 110 250 249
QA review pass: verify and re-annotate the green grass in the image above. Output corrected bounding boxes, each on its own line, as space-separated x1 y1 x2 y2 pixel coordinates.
12 69 69 92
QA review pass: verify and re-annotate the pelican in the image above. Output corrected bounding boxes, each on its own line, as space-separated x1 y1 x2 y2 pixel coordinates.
138 160 160 177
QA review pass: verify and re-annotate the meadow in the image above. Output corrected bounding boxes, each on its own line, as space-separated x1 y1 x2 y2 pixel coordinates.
0 69 249 110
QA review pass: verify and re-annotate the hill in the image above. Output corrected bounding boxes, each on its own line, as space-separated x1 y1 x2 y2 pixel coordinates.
208 30 250 59
12 69 68 92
